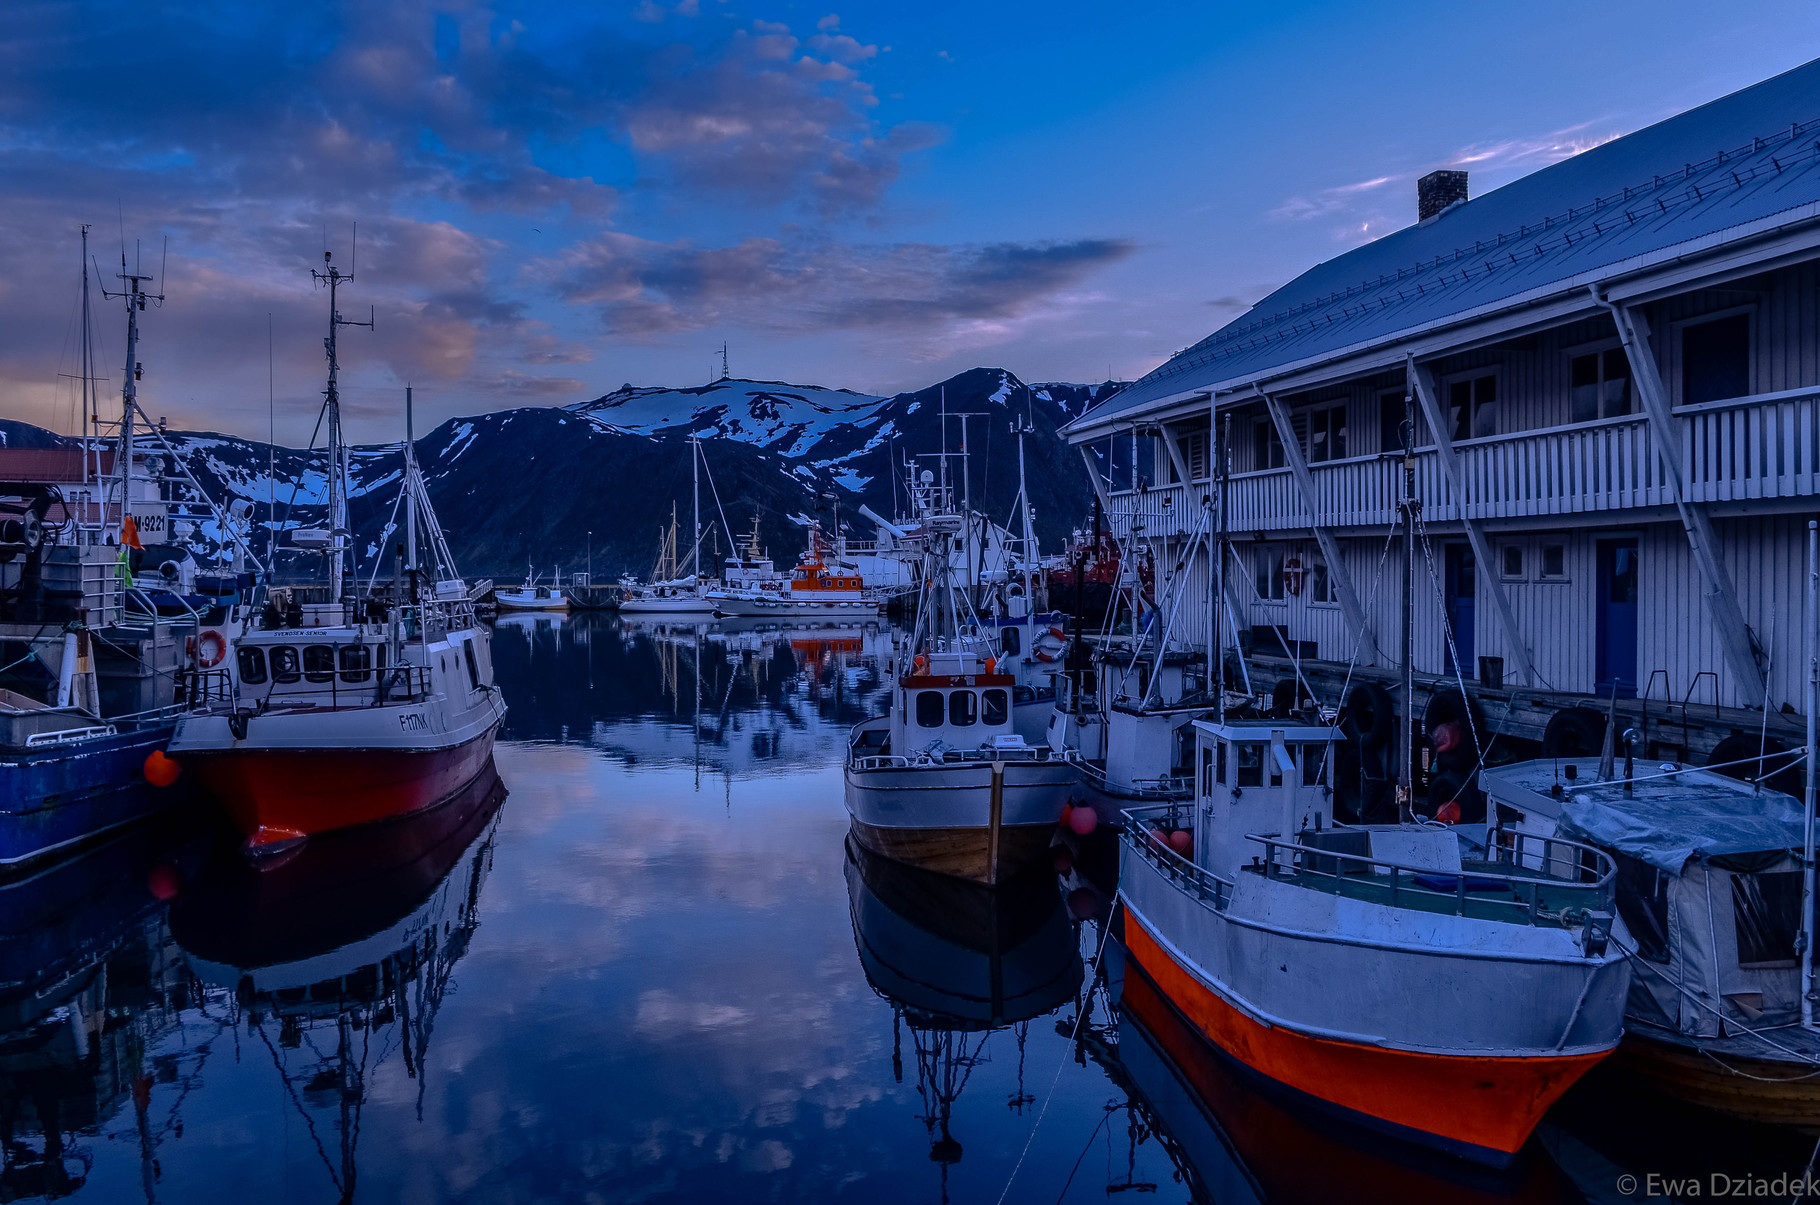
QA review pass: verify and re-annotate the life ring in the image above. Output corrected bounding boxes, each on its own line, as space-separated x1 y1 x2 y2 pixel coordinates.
195 629 227 669
1035 650 1057 663
1283 555 1305 596
1049 626 1068 640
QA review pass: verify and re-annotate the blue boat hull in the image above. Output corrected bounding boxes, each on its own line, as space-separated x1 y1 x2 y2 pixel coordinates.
0 725 190 871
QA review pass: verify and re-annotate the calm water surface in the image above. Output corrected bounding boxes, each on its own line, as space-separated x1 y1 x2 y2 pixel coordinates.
3 613 1815 1203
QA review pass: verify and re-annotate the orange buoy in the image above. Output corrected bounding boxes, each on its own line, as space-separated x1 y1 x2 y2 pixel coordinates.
1068 806 1099 836
1168 829 1193 855
143 749 181 787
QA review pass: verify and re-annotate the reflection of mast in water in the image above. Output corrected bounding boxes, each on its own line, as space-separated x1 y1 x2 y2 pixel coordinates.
845 834 1082 1205
172 768 506 1203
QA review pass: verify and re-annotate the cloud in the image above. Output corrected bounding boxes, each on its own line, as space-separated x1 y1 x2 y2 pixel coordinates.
535 231 1137 340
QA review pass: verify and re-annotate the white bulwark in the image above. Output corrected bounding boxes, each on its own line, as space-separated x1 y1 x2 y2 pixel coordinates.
1065 60 1820 765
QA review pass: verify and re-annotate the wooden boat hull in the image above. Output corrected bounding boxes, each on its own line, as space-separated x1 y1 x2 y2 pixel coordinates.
848 817 1056 886
185 727 498 850
1612 1030 1820 1131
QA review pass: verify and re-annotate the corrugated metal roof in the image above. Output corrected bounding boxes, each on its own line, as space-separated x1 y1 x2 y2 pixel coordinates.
0 448 115 483
1075 58 1820 430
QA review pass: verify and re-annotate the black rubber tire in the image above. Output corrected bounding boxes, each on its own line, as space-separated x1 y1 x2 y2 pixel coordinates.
1270 678 1308 716
1706 733 1803 797
1331 742 1364 825
1346 683 1396 751
1542 707 1607 758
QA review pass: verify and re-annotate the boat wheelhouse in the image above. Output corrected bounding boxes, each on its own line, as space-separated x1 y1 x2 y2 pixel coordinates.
1117 714 1631 1166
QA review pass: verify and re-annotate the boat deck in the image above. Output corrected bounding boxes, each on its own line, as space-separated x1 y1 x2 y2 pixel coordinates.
1250 858 1607 926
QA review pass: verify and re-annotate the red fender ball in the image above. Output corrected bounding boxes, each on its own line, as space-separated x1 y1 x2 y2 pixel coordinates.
1168 829 1194 855
147 862 182 900
143 750 181 788
1068 806 1099 836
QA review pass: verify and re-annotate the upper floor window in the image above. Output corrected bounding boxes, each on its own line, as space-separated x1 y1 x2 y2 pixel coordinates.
1306 402 1347 463
1253 419 1285 471
1182 429 1210 480
1379 389 1415 454
1571 347 1633 422
1682 312 1752 405
1447 373 1498 441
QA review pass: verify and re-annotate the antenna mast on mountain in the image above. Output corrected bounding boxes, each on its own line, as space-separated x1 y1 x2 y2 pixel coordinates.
311 232 374 601
719 343 730 381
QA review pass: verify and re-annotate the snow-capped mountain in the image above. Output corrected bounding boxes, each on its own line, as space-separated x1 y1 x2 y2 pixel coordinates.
5 368 1123 582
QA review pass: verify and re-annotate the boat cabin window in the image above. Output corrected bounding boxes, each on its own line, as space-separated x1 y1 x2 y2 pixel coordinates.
916 690 944 728
463 639 482 691
1001 626 1021 656
949 690 977 727
302 645 336 683
1236 743 1263 787
238 646 267 685
1732 870 1802 968
1613 854 1671 963
270 646 301 684
982 688 1008 726
339 645 371 684
1217 740 1228 786
1301 744 1328 787
1269 749 1284 788
1200 747 1214 797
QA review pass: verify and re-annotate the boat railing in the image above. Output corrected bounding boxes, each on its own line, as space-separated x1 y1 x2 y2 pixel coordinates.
184 662 439 711
1242 829 1617 925
850 744 1074 771
1120 803 1233 909
23 723 119 749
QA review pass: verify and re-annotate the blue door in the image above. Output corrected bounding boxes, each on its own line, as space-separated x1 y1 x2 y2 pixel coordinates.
1444 545 1475 678
1596 540 1640 698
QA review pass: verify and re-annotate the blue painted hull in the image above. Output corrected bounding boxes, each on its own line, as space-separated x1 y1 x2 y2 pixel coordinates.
0 724 190 871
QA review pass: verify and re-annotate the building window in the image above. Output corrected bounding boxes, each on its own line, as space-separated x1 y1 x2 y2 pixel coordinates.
1539 544 1567 581
1255 547 1285 601
1682 313 1752 405
1570 347 1632 423
1310 554 1333 603
1306 403 1347 463
1254 419 1285 470
1182 429 1210 480
1446 373 1498 441
1379 390 1410 454
1501 545 1524 581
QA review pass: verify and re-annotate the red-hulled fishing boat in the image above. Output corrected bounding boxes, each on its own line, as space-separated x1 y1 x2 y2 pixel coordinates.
170 252 505 855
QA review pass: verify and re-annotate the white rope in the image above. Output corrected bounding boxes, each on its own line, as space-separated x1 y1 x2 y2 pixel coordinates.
994 896 1120 1205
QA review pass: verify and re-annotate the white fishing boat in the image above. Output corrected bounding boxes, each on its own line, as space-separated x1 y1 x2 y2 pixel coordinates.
619 441 720 615
843 468 1075 885
707 521 879 618
496 568 569 612
170 258 506 856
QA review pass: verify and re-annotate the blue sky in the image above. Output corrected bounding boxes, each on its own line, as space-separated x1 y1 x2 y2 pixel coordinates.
4 0 1818 442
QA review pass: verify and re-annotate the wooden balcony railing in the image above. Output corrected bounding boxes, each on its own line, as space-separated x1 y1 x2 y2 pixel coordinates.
1103 386 1820 538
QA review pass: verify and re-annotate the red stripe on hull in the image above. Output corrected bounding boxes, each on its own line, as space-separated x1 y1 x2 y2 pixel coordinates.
186 730 499 842
1124 911 1607 1165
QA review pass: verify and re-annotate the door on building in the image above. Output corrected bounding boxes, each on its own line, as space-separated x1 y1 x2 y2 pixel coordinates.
1596 540 1640 699
1444 545 1476 678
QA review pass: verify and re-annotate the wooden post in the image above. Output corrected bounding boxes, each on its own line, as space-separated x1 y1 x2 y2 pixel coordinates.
1407 355 1538 686
987 761 1006 886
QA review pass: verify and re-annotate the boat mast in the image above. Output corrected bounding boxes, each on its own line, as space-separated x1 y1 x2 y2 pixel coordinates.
1215 412 1228 720
1399 382 1418 822
691 435 701 579
405 386 419 586
78 227 94 488
311 244 372 601
101 244 161 543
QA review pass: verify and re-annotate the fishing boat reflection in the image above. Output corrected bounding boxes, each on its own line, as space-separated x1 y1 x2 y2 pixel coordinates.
168 765 507 1202
845 835 1082 1202
1113 957 1580 1204
0 819 205 1199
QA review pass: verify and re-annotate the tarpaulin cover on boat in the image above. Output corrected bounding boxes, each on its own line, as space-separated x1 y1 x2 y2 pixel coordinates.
1559 786 1807 872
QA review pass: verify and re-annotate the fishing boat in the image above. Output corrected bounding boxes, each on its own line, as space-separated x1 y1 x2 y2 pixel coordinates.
843 467 1075 885
169 257 506 856
707 520 879 618
495 568 569 612
2 232 261 872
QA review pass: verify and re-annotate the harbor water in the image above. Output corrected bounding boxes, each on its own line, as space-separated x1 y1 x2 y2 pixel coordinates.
4 612 1817 1203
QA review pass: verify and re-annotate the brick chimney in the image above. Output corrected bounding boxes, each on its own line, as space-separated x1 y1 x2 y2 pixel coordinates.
1417 170 1468 222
